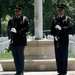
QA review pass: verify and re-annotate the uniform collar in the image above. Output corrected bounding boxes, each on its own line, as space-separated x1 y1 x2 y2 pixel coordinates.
16 15 20 18
15 15 23 18
59 14 64 18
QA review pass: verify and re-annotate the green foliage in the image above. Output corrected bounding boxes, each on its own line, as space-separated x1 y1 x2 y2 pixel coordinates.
43 0 57 30
68 51 74 58
43 0 75 31
1 15 10 36
0 51 13 60
0 0 75 35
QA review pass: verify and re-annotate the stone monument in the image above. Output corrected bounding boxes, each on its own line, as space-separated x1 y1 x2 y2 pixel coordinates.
24 0 55 60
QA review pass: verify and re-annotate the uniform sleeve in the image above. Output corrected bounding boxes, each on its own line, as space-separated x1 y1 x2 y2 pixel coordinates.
19 17 29 35
24 17 29 32
51 19 56 36
61 17 72 35
8 19 12 39
63 17 72 31
67 17 72 30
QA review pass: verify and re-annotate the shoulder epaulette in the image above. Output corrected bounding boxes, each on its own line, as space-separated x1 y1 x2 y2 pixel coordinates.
23 16 27 24
65 16 70 23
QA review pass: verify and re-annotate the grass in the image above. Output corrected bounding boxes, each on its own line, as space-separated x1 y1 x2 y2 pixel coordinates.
0 51 13 60
0 50 74 60
68 51 74 58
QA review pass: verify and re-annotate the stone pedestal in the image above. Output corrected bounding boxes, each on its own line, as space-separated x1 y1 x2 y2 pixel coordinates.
24 40 55 59
0 64 3 71
0 58 75 71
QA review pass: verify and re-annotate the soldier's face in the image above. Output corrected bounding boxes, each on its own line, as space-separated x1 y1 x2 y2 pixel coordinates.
15 10 22 16
58 9 65 15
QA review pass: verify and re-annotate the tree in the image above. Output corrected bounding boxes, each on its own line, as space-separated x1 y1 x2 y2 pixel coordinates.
43 0 57 30
1 0 34 36
1 0 75 36
43 0 75 34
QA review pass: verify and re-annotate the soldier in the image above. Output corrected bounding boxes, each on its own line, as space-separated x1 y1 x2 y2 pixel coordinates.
51 4 72 75
8 5 29 75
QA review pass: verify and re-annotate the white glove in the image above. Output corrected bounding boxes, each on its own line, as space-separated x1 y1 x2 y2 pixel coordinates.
54 36 60 41
55 25 62 30
11 28 17 33
54 36 58 41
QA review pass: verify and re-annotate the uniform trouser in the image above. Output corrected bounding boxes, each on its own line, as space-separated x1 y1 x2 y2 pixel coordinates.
54 43 68 74
12 46 25 73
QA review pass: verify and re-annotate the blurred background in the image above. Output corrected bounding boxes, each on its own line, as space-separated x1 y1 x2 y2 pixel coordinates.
0 0 75 36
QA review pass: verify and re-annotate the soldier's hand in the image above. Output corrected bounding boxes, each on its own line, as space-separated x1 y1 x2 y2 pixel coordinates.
55 25 62 30
54 36 58 41
11 28 17 33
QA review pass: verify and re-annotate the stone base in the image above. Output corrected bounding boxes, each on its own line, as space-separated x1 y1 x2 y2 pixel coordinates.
1 40 75 71
24 40 55 59
0 64 3 71
0 58 75 71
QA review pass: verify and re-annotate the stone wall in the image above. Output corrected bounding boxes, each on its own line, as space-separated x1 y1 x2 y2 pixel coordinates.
0 58 75 71
24 40 55 59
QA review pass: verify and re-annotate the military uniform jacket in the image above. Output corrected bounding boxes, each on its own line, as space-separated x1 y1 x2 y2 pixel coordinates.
51 15 72 45
8 15 29 46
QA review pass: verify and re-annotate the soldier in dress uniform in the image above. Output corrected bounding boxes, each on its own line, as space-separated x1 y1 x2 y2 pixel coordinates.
51 4 72 75
8 5 29 75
